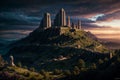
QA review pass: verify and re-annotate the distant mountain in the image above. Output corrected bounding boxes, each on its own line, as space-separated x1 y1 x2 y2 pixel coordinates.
0 43 5 47
0 40 16 55
0 39 14 45
5 27 109 71
0 42 6 55
86 31 98 41
102 41 120 49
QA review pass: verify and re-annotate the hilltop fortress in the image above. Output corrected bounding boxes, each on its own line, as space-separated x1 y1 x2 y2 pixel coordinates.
38 8 82 34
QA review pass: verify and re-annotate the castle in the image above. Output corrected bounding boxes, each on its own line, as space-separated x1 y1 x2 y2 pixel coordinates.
39 8 81 31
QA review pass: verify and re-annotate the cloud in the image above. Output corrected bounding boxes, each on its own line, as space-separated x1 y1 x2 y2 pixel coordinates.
0 25 38 31
1 0 120 22
0 12 41 25
0 0 120 40
1 0 120 13
96 10 120 21
0 30 33 40
82 23 101 29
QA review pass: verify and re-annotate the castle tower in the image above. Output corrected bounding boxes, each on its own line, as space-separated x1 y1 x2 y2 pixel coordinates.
54 8 66 27
78 20 81 29
40 13 51 29
71 22 75 29
10 55 15 66
67 16 71 27
61 8 66 26
110 53 113 59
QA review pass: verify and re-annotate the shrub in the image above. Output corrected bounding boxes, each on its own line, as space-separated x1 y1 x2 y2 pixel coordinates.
73 66 80 75
90 63 97 70
23 72 30 77
104 57 109 62
63 70 71 76
98 59 104 64
53 69 62 75
39 69 46 75
17 62 22 67
29 67 35 72
77 59 85 69
23 66 27 69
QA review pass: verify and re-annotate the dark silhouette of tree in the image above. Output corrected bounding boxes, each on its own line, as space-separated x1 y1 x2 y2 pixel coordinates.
73 66 80 75
98 59 104 64
90 63 97 70
77 59 85 69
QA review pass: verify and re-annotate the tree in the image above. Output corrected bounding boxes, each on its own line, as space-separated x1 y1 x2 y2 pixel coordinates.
98 59 104 64
40 70 50 80
40 69 46 75
23 66 27 69
0 55 4 66
104 57 109 62
117 56 120 62
17 62 22 67
73 66 80 75
63 70 71 76
44 72 51 80
77 59 85 69
54 69 62 75
29 67 35 72
90 63 97 70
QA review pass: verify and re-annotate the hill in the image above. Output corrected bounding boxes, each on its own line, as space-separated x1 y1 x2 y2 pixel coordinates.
12 27 108 53
5 27 110 71
1 50 120 80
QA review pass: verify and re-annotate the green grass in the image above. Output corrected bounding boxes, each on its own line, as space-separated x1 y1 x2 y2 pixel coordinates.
7 27 109 72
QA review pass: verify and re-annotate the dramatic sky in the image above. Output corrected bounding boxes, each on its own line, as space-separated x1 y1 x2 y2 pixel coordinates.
0 0 120 41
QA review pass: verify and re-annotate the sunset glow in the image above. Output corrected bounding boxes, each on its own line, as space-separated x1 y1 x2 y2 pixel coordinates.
94 20 120 28
85 28 120 42
1 1 120 78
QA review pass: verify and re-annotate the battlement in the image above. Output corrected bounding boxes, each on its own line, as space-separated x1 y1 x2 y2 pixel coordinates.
39 8 82 31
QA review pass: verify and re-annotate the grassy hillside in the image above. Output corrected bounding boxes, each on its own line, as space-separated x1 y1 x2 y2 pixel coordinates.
2 27 119 80
5 27 110 71
14 27 108 53
1 50 120 80
8 45 108 71
58 49 120 80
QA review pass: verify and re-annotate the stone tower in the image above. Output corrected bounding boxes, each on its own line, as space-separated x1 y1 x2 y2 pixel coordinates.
78 20 81 29
71 22 75 29
60 8 66 26
110 53 113 59
67 16 71 27
10 55 15 66
54 8 66 27
40 13 51 29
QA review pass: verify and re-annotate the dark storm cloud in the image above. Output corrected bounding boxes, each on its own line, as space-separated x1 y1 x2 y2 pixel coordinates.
0 12 41 25
0 31 29 40
70 17 95 23
0 0 120 40
0 28 34 40
96 10 120 21
1 0 120 12
82 23 101 29
0 30 31 36
0 25 38 31
0 0 120 23
0 0 78 10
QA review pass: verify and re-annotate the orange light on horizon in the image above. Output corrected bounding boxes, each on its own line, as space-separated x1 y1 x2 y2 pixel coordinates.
94 20 120 28
85 27 120 40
